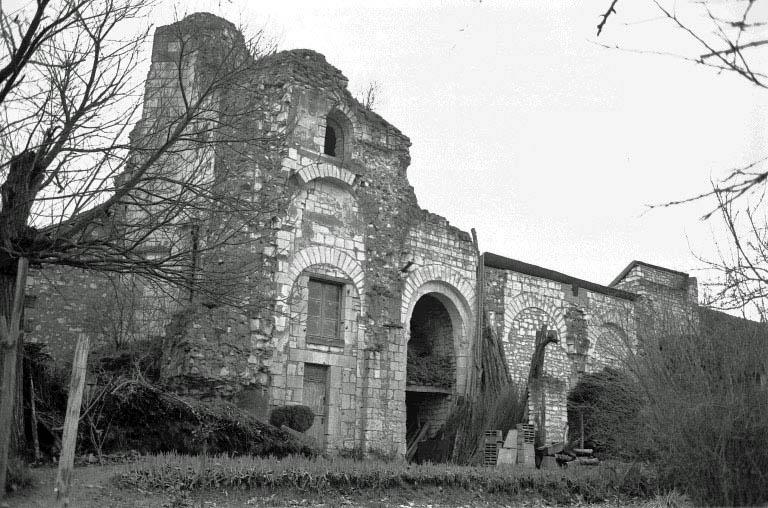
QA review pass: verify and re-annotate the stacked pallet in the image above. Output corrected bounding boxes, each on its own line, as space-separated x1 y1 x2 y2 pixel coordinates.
495 424 535 467
482 430 503 466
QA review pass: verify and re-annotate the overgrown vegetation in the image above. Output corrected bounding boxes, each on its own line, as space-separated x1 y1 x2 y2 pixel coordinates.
437 321 520 464
633 310 768 506
116 452 658 504
406 350 454 388
567 309 768 506
567 367 644 459
23 342 314 462
83 381 314 458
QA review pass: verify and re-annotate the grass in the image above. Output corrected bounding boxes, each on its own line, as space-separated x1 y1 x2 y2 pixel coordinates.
115 452 658 505
5 457 689 508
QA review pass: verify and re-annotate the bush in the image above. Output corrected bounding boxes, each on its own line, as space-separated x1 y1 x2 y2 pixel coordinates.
91 381 315 457
117 452 658 504
269 405 314 432
627 309 768 506
567 367 644 459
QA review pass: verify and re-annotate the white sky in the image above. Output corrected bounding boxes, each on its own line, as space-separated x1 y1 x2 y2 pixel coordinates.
33 0 768 293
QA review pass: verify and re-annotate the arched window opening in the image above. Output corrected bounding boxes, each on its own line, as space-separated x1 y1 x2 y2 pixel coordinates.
324 120 339 156
323 111 349 159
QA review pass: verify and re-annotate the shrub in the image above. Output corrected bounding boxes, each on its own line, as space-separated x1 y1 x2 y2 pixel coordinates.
269 405 314 433
626 309 768 506
567 367 644 459
92 381 314 457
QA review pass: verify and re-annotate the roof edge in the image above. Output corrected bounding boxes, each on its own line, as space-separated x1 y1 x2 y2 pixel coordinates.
482 252 637 301
609 260 690 287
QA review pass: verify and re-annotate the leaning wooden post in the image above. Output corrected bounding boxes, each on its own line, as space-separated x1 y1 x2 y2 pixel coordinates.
0 257 29 499
54 332 90 508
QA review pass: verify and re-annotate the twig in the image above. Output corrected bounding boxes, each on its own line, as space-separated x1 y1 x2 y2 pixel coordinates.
597 0 621 36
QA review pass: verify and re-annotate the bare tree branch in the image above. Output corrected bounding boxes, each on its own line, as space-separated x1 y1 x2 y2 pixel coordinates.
598 0 621 36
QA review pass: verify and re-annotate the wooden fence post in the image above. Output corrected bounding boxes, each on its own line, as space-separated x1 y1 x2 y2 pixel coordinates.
54 332 90 508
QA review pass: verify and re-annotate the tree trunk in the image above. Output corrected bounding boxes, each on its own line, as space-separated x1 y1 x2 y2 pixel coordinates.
0 258 29 498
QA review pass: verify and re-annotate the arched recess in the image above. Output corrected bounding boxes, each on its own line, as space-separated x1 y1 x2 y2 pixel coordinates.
328 99 361 142
586 322 629 372
401 279 474 447
502 293 566 343
402 281 474 372
323 107 355 161
505 301 570 445
275 246 364 336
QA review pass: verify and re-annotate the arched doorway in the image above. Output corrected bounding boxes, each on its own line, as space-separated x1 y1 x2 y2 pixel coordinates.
405 293 457 455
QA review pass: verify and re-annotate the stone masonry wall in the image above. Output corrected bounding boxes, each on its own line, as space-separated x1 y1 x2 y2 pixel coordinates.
612 262 698 337
25 267 174 362
483 262 636 444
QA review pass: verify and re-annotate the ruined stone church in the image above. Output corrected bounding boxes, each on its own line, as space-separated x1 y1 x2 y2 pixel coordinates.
25 13 699 456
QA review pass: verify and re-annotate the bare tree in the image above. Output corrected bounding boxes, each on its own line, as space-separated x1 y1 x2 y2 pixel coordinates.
356 80 380 111
0 1 289 493
597 0 768 318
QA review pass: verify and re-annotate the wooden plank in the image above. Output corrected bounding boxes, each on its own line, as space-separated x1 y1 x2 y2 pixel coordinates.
54 332 90 508
406 422 430 461
405 384 452 394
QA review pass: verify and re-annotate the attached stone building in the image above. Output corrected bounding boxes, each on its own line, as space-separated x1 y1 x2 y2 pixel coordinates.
24 13 698 456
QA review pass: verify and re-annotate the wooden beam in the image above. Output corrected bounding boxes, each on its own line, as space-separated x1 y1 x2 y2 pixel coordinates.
405 385 452 394
54 332 90 508
406 422 430 461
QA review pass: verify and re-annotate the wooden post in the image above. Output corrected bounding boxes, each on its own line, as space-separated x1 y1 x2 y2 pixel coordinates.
0 257 29 498
29 374 40 462
54 332 90 508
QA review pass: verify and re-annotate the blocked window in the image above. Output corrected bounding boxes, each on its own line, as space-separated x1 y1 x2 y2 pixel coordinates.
307 278 343 345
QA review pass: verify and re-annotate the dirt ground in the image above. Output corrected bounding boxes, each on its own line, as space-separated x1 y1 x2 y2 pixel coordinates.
2 463 686 508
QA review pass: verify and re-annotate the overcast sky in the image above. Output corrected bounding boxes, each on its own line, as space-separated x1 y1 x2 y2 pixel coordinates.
151 0 768 294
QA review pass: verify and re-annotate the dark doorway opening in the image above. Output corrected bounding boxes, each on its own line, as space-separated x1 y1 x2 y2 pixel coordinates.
405 293 456 460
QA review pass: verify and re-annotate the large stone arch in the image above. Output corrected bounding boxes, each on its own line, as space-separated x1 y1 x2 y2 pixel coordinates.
399 275 474 446
401 265 475 326
401 265 475 396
